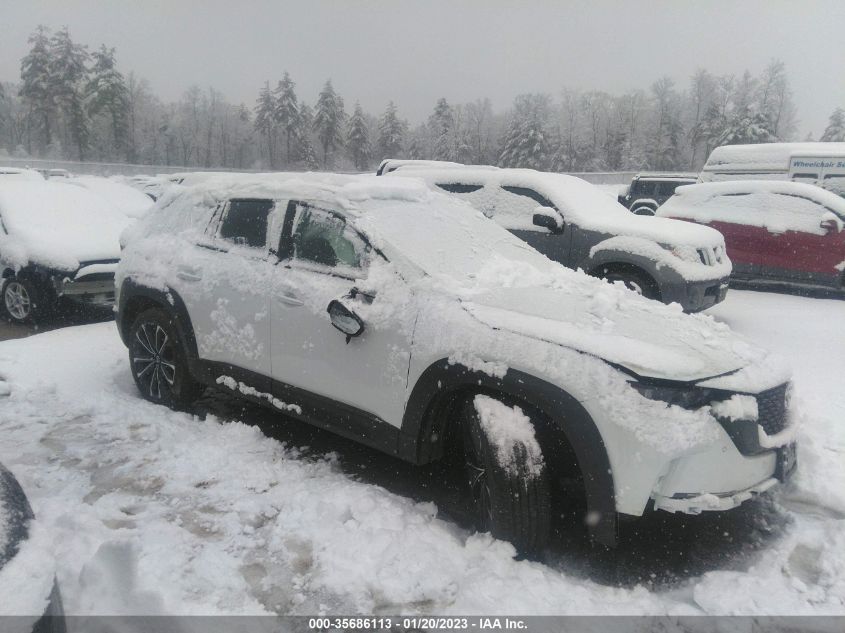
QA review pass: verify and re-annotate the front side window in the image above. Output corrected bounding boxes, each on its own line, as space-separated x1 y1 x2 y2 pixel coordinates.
288 203 369 272
219 199 273 248
501 186 556 210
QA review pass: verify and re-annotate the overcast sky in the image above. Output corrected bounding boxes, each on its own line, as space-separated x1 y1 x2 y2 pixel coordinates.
2 0 844 137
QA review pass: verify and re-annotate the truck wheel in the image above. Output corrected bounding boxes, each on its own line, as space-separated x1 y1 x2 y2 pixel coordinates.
601 268 660 300
128 307 204 408
460 395 551 555
2 276 54 324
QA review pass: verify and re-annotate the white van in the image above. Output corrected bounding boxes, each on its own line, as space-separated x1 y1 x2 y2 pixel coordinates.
700 142 845 196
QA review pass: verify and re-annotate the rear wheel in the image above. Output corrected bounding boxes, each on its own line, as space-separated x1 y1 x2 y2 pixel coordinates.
460 396 551 555
128 307 204 408
631 205 656 216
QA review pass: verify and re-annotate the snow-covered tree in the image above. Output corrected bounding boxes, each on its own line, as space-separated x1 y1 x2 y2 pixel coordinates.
715 109 778 146
273 72 299 165
346 102 371 171
19 26 55 152
313 79 346 167
820 108 845 142
376 101 406 161
296 103 320 170
48 27 90 160
498 94 552 170
254 81 277 167
86 45 129 158
428 98 454 161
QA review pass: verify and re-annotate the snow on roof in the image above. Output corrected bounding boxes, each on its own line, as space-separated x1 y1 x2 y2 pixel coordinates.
67 176 155 219
669 180 845 217
0 167 44 181
390 166 724 247
703 143 845 172
0 181 131 271
634 173 698 181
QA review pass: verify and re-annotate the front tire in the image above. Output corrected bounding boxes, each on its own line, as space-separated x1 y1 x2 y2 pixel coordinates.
601 267 660 300
2 276 53 324
460 396 551 555
128 307 204 408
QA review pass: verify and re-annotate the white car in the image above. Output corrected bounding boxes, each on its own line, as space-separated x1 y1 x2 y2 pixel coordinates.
0 181 131 322
66 175 155 219
115 173 797 552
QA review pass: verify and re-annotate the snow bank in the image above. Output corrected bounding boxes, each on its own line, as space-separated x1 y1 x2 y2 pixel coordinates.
0 181 129 271
473 395 544 478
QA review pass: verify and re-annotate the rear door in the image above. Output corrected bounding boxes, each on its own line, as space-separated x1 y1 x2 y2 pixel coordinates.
268 200 415 428
178 198 278 381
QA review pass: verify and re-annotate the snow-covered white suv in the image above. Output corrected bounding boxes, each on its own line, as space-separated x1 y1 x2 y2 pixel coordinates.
115 173 797 553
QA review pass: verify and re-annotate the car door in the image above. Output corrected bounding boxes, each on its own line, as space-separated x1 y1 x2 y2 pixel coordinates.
755 193 845 284
176 198 278 381
491 184 573 264
269 200 415 428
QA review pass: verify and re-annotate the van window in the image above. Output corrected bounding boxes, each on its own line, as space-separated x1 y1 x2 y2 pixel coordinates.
791 173 819 184
219 199 273 248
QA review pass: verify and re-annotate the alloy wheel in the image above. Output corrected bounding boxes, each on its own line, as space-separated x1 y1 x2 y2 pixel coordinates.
131 321 177 401
4 281 31 321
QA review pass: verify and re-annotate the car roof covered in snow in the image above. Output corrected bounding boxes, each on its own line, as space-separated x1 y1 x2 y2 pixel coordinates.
0 167 44 181
703 142 845 171
67 176 155 219
666 180 845 218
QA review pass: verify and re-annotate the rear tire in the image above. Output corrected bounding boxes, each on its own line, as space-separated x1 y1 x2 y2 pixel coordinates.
128 307 204 408
460 396 551 555
631 205 656 216
2 276 54 324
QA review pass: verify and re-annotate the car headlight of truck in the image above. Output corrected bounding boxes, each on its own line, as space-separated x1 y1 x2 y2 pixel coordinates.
659 243 705 265
630 381 724 410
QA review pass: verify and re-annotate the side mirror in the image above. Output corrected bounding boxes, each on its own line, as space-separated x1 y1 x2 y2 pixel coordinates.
327 299 365 342
532 207 564 234
820 212 842 234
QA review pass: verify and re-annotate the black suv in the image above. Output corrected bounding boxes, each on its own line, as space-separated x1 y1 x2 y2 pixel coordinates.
618 173 698 215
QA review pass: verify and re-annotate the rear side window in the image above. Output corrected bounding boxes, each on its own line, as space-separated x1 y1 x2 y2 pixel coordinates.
436 183 483 194
219 199 273 248
630 180 654 196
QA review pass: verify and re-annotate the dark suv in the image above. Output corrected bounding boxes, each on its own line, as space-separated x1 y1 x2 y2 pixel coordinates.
618 173 698 215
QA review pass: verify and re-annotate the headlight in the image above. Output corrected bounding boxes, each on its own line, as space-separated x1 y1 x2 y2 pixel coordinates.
630 381 724 410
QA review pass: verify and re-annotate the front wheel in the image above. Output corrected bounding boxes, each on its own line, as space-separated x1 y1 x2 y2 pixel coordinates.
460 395 551 555
601 268 660 300
2 276 53 324
128 307 204 408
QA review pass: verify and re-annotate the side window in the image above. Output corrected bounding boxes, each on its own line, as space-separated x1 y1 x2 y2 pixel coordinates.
656 181 682 197
501 186 556 210
630 180 654 196
219 199 273 248
436 183 484 194
288 203 370 273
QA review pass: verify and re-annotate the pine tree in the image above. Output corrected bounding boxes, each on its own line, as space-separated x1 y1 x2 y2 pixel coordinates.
345 102 371 171
428 98 454 161
296 103 320 170
313 79 346 167
821 108 845 142
48 27 90 160
19 25 54 152
376 101 406 160
716 109 778 146
86 45 129 158
254 81 277 168
273 71 299 165
497 94 551 170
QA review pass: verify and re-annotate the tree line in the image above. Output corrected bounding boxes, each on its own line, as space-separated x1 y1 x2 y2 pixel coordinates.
2 25 845 173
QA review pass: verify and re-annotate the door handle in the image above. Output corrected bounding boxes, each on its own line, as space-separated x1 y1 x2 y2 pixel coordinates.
276 293 304 307
176 267 202 282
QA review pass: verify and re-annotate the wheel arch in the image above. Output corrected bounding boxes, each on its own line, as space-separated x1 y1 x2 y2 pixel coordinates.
400 359 618 546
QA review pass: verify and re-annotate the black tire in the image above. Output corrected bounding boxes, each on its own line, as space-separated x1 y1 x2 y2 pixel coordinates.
600 267 660 300
631 205 656 216
127 307 204 408
1 275 54 324
460 396 551 555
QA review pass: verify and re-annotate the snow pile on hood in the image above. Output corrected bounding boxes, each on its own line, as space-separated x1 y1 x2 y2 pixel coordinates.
0 167 44 181
659 180 845 234
0 181 130 271
67 176 155 219
388 166 726 248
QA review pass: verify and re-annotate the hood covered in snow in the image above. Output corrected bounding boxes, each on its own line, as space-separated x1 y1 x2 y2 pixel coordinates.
462 284 762 383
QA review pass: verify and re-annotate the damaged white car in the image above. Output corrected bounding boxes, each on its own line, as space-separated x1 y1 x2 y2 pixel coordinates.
115 173 797 553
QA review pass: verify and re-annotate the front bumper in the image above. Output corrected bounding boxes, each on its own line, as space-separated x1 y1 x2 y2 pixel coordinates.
653 476 778 513
52 262 117 307
663 276 730 313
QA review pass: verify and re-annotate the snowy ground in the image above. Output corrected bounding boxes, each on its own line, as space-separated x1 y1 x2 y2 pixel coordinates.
0 289 843 615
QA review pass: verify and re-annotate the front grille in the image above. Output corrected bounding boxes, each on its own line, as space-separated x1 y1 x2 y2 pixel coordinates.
757 384 789 436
